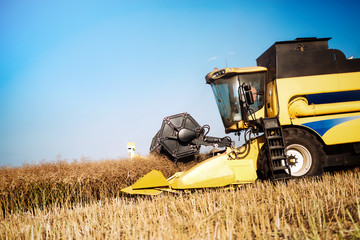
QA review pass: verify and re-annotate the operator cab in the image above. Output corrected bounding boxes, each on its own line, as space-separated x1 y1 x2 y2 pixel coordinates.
206 67 266 133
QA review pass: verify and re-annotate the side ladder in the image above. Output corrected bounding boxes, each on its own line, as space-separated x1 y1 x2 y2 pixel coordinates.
261 117 291 180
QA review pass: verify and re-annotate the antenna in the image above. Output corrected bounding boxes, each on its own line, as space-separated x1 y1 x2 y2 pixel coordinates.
225 58 228 68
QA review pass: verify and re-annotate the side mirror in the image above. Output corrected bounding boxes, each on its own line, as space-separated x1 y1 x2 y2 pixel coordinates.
243 84 255 105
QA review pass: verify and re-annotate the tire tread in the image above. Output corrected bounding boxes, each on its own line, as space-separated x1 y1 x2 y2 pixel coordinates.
283 127 325 176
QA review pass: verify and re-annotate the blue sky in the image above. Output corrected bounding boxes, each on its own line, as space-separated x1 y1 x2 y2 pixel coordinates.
1 0 360 167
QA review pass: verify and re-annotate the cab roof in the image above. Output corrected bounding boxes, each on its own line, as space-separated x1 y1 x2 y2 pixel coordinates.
205 66 267 83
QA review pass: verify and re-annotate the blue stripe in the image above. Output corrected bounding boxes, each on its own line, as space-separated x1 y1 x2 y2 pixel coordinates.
302 115 360 136
306 90 360 104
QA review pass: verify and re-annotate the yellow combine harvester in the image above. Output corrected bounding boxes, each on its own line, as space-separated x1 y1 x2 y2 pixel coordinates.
122 37 360 195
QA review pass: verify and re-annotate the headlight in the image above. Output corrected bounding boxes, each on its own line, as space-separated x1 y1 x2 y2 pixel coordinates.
212 69 226 79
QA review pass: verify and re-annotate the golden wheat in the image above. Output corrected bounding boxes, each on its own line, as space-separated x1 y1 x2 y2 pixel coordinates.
0 155 200 215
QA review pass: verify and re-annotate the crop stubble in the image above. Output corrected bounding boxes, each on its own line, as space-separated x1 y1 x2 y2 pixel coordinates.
0 156 359 239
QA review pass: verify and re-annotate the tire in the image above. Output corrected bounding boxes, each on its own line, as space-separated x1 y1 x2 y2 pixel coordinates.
257 145 271 180
283 128 325 177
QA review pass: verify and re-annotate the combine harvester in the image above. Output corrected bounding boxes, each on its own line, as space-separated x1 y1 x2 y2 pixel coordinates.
122 37 360 195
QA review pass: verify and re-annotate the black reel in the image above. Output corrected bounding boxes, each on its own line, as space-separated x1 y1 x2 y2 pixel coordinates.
150 113 232 162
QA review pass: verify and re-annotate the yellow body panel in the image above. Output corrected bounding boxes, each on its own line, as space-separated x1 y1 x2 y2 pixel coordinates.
253 106 265 120
291 112 360 144
323 117 360 143
228 159 258 183
121 186 164 195
225 120 248 133
170 154 235 189
266 81 279 117
277 73 339 125
171 136 264 189
275 71 360 145
131 170 169 189
120 170 170 195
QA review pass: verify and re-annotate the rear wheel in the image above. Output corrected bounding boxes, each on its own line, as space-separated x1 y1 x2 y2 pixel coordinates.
283 128 325 177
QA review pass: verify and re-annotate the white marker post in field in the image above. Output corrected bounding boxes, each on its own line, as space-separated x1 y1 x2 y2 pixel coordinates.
127 142 135 159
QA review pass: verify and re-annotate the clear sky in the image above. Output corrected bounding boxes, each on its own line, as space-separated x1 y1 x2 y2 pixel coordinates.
1 0 360 167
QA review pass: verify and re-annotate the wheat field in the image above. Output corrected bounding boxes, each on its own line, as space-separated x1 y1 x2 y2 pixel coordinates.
1 156 359 239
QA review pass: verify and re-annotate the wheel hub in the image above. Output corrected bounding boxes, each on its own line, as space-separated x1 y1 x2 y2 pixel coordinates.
287 154 298 166
285 144 312 177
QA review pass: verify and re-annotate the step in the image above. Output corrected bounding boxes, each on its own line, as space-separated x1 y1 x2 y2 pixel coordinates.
267 136 283 140
269 155 287 160
272 166 289 171
269 146 285 150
